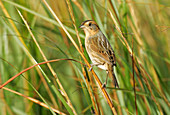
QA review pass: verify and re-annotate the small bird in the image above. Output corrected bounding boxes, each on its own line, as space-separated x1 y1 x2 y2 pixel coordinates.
79 20 119 88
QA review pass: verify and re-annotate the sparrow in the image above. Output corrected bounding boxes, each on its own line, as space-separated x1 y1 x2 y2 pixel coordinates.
79 20 119 88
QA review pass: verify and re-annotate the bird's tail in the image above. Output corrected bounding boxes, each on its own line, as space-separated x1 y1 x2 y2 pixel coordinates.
108 65 119 88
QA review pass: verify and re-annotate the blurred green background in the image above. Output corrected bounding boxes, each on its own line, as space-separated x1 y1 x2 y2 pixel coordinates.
0 0 169 115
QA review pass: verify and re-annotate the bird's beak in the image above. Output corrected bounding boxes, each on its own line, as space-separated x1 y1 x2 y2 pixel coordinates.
79 24 85 29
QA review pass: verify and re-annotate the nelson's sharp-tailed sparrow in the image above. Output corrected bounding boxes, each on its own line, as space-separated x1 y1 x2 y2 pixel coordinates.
79 20 119 88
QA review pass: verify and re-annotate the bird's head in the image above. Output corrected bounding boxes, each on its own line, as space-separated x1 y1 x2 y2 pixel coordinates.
79 20 100 36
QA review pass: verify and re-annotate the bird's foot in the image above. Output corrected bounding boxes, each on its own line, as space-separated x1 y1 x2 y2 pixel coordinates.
84 64 92 71
89 67 93 71
102 82 106 89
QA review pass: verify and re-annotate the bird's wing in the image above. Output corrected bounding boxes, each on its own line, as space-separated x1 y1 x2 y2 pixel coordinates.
87 35 116 65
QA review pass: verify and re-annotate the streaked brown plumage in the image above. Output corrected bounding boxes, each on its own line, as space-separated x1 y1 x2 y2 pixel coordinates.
79 20 119 88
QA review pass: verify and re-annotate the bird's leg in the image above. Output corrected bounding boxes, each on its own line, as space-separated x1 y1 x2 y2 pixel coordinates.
88 63 105 71
89 63 100 71
102 71 109 88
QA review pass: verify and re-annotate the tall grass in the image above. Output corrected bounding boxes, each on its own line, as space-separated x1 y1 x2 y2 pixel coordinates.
0 0 169 114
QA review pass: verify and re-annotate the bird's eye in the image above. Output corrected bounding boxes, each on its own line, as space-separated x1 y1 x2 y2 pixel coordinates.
89 23 92 26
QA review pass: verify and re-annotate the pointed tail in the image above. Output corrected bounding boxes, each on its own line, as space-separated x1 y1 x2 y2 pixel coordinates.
108 65 119 88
